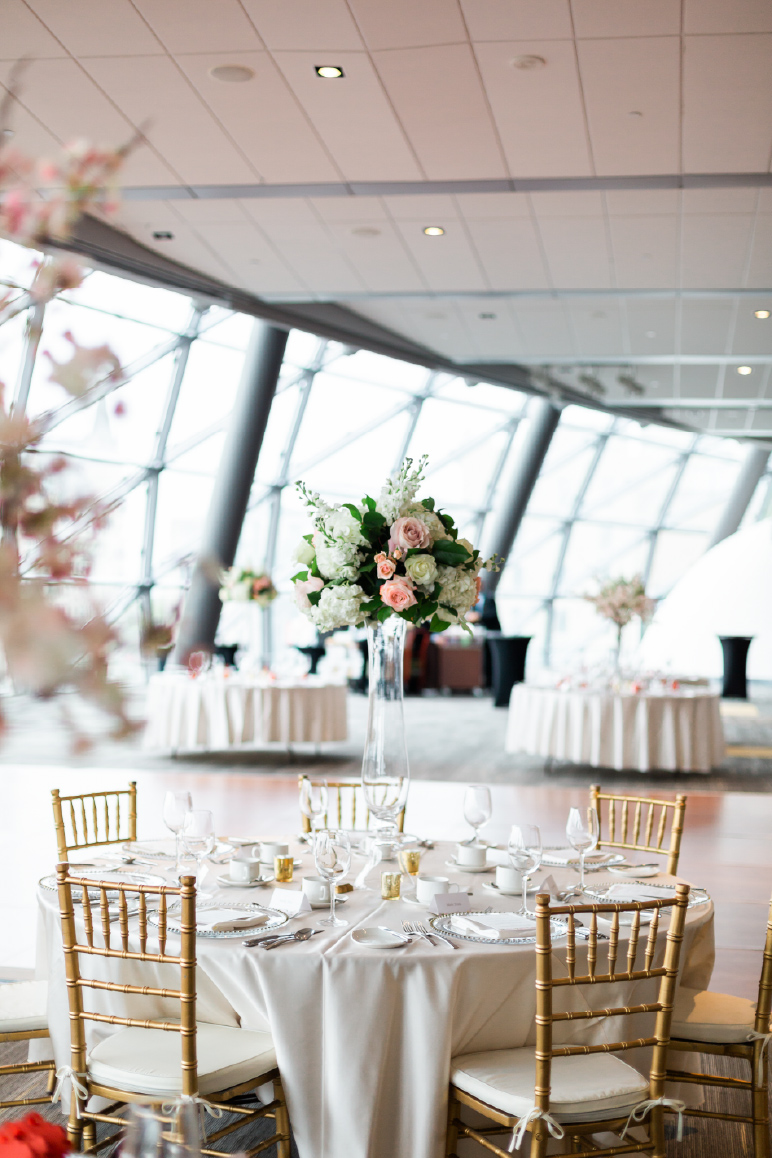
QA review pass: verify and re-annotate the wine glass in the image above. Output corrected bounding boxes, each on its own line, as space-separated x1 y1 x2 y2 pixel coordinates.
163 791 192 872
463 785 492 845
300 780 329 833
314 829 351 928
361 773 409 854
181 809 216 879
566 806 600 895
507 824 542 918
122 1102 200 1158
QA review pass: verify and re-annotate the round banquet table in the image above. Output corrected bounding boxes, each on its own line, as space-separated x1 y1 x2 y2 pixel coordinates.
506 684 725 772
142 672 348 752
36 840 714 1158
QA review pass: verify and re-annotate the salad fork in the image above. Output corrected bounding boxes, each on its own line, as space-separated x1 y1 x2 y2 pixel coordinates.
415 921 457 949
402 920 436 947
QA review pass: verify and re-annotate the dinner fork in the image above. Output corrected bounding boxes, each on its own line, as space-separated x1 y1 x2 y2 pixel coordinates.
415 921 458 950
402 920 436 947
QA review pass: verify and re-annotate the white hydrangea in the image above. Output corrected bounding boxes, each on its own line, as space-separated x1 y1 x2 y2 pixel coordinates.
322 508 368 549
315 540 362 581
309 583 366 631
436 564 479 620
403 504 448 542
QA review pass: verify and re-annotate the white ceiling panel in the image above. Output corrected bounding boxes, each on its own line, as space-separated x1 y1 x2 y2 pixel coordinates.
25 0 162 56
609 215 679 287
192 221 307 294
529 191 604 217
624 300 677 354
513 301 576 356
604 190 681 216
270 51 423 181
683 33 772 172
126 216 242 284
323 221 427 292
732 304 772 355
571 0 681 38
382 194 459 221
745 216 772 290
464 218 550 289
569 301 626 356
460 0 573 42
474 40 593 177
372 45 506 180
239 0 364 50
391 222 488 292
348 0 468 49
0 0 67 59
251 223 367 294
680 215 755 287
174 52 342 183
240 198 326 229
131 0 262 54
679 299 735 354
684 0 772 34
355 300 475 360
679 364 722 397
309 196 389 223
577 37 680 174
81 56 259 185
537 216 613 288
0 89 60 155
170 199 250 224
454 191 532 218
681 188 760 215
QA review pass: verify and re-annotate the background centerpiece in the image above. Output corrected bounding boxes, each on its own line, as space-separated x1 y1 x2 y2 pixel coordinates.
291 456 497 851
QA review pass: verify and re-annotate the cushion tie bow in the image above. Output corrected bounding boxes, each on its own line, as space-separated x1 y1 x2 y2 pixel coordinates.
161 1094 224 1120
51 1066 89 1117
621 1097 686 1142
745 1030 772 1085
509 1107 565 1151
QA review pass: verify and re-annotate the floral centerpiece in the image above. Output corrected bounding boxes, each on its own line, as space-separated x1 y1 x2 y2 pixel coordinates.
219 568 278 608
0 1113 70 1158
291 456 497 633
585 574 656 666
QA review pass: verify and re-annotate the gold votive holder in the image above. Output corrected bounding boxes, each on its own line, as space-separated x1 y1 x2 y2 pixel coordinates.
274 855 294 883
398 848 421 877
381 871 401 900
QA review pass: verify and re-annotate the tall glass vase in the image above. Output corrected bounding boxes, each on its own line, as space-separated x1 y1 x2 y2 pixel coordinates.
361 616 410 860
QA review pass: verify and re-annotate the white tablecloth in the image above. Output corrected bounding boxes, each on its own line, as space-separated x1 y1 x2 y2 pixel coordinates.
36 841 714 1158
142 674 348 751
506 685 725 772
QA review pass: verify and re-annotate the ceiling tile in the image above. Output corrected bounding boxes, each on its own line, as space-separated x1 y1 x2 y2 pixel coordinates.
609 215 679 287
25 0 162 56
474 40 593 177
577 37 680 175
456 303 525 359
625 299 677 354
125 215 242 284
681 188 760 214
745 216 772 289
132 0 262 53
536 216 613 288
678 364 721 398
605 189 681 215
81 56 260 185
192 221 307 293
170 199 250 224
569 300 626 356
460 1 573 41
512 300 575 356
372 44 506 180
680 215 755 287
680 299 735 354
684 0 772 34
382 193 459 220
174 52 342 183
571 0 680 37
241 217 367 293
241 197 325 229
309 196 389 223
239 0 364 50
454 191 532 217
0 0 67 58
529 190 604 216
324 221 428 292
352 300 475 360
269 51 423 181
732 301 772 356
348 0 468 49
391 221 488 291
464 218 550 289
0 91 60 155
683 34 772 172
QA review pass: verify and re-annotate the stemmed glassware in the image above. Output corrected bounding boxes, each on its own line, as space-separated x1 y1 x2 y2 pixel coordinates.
507 824 542 918
314 829 351 927
123 1102 200 1158
566 805 600 895
180 809 216 880
463 785 492 845
163 791 192 873
361 772 409 855
300 780 328 832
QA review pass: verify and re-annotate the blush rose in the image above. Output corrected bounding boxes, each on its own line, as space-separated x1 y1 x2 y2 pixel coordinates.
380 576 417 612
294 575 324 610
388 516 431 555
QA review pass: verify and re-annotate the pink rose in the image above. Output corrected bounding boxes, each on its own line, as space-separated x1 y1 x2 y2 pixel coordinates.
376 558 396 580
294 575 324 610
388 516 431 555
380 576 417 612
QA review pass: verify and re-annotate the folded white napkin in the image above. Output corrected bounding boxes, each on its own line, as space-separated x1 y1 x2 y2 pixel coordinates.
196 909 272 933
604 884 670 902
126 840 177 858
450 912 535 940
543 847 614 865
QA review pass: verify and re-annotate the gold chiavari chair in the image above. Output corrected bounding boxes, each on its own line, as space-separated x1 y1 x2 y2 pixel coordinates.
665 892 772 1155
0 981 55 1109
52 783 138 862
298 775 406 834
590 784 687 876
55 863 291 1156
446 884 691 1158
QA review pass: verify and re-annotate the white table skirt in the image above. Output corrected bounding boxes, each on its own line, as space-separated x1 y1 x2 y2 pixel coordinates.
506 685 725 773
36 841 714 1158
142 675 348 752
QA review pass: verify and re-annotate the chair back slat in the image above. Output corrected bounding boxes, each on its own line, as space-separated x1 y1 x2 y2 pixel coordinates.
138 892 148 955
99 888 111 952
590 784 687 875
298 775 406 834
626 911 641 973
81 884 94 947
52 783 138 861
755 894 772 1033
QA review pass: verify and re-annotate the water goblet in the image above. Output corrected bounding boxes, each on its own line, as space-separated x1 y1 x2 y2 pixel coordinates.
463 785 492 846
314 829 351 928
181 809 216 882
163 791 192 873
507 824 542 918
300 779 328 832
566 806 600 895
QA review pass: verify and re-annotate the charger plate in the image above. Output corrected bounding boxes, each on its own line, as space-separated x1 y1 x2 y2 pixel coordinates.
429 910 567 946
122 838 235 861
39 868 166 897
541 847 626 870
148 899 288 940
582 880 710 908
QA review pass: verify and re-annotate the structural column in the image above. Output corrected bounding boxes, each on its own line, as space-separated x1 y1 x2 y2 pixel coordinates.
708 445 770 549
172 322 288 663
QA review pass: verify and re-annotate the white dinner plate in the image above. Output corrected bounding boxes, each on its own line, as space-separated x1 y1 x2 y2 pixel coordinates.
352 927 410 949
217 871 275 889
607 864 661 879
148 900 288 939
122 838 235 861
541 847 626 869
445 859 492 874
582 880 710 909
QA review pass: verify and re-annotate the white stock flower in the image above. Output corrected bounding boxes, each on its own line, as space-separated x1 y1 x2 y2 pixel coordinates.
309 583 366 632
404 553 438 588
294 539 316 567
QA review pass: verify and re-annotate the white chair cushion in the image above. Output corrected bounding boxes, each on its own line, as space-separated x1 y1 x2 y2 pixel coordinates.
451 1047 649 1124
0 981 48 1034
671 987 758 1044
88 1023 277 1096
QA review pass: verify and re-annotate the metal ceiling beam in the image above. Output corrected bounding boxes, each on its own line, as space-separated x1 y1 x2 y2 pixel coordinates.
611 397 772 409
502 355 772 367
708 446 771 548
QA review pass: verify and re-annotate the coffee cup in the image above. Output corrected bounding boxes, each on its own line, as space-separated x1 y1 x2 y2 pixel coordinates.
455 843 486 868
260 841 289 865
302 876 330 904
495 865 523 895
233 844 258 862
415 875 461 905
229 857 262 883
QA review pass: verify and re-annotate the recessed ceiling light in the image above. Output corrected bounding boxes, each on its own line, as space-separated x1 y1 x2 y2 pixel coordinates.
479 312 497 320
1 128 14 138
315 65 344 79
628 110 643 118
425 311 446 320
351 226 381 237
209 64 255 83
645 330 656 338
152 231 174 240
737 365 753 375
423 226 445 236
754 310 770 319
510 54 546 70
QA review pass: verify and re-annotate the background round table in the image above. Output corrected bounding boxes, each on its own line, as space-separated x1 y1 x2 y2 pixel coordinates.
506 684 725 772
142 672 348 752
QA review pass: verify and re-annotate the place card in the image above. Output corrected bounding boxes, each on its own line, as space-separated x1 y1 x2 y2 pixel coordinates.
268 888 311 917
429 892 470 915
537 875 561 899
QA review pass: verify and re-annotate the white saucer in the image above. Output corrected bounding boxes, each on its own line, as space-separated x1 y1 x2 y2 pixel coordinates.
309 895 348 910
217 872 275 889
445 859 491 874
482 881 538 896
352 927 410 949
607 864 660 879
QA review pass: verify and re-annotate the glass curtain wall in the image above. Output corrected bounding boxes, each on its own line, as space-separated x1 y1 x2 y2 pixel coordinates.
0 238 754 679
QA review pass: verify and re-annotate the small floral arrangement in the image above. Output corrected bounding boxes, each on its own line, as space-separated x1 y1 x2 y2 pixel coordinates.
0 1113 70 1158
585 575 656 628
291 456 499 634
219 568 278 608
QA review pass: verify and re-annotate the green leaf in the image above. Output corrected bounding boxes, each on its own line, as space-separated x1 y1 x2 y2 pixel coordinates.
422 497 435 511
363 495 377 513
359 560 376 572
377 605 392 622
439 602 457 615
433 540 471 566
439 512 455 530
342 503 363 522
290 570 308 583
310 557 321 578
303 533 314 545
363 510 386 528
307 590 322 607
421 601 438 617
429 614 451 633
